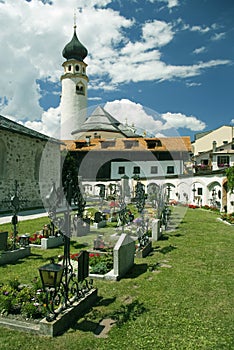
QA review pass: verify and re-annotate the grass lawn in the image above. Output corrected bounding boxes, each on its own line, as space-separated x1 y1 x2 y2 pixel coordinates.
0 208 233 350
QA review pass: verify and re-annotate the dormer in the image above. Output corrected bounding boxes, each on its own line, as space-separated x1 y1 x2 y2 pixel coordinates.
146 139 162 149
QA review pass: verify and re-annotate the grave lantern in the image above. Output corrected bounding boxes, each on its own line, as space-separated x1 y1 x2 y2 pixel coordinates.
19 234 30 247
42 224 51 238
39 259 64 292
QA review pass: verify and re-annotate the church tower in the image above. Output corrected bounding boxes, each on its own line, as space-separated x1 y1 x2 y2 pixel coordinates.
60 24 88 140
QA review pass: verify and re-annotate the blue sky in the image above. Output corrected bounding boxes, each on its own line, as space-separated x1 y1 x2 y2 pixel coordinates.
0 0 233 140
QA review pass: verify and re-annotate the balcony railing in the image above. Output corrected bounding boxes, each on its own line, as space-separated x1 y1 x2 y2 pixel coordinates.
193 164 212 173
217 163 230 168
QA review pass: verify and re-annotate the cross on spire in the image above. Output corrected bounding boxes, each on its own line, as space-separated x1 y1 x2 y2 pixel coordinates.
74 8 77 29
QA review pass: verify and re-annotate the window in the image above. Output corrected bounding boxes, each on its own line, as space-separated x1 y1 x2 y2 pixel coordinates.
201 159 208 165
151 166 158 174
133 166 140 174
76 83 85 95
146 140 162 149
124 140 138 149
197 188 203 195
68 65 72 71
217 155 229 167
118 166 125 175
75 64 79 72
167 166 174 174
100 140 116 148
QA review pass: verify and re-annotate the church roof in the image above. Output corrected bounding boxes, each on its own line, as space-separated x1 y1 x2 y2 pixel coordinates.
63 136 192 153
0 115 60 143
62 27 88 62
72 106 140 137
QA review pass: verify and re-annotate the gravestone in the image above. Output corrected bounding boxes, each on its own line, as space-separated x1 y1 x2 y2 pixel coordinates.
113 233 135 279
93 211 106 229
74 217 90 236
94 211 103 223
0 232 8 251
93 235 105 250
77 250 89 282
152 219 162 241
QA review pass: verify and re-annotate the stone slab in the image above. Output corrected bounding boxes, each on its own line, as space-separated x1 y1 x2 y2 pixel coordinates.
0 247 31 265
0 288 98 337
40 235 64 249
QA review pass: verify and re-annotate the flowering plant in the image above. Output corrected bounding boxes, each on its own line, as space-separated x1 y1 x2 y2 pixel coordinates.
70 252 113 275
188 204 199 209
29 232 43 245
0 278 46 319
221 213 234 224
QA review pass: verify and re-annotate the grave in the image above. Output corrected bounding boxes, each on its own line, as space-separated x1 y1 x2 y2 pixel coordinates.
135 240 152 258
0 231 8 251
73 217 90 236
0 181 31 264
151 218 162 241
0 247 31 265
93 211 106 229
105 233 135 280
135 229 152 258
40 235 64 249
93 235 105 250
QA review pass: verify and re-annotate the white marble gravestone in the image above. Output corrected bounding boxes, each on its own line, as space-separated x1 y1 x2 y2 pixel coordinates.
113 233 135 279
151 219 162 241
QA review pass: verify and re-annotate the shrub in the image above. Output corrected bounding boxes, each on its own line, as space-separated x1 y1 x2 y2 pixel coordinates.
0 280 46 319
89 253 113 274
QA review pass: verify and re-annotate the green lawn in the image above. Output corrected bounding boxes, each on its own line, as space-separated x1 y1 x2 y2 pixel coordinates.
0 208 233 350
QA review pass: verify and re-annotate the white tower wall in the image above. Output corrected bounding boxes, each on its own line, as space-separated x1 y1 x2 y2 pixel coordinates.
60 60 88 140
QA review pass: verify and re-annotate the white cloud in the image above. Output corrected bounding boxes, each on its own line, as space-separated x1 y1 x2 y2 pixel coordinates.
104 99 206 135
211 32 226 41
18 98 206 138
104 99 163 135
0 0 230 129
193 46 206 55
161 112 206 131
186 82 202 87
24 106 61 138
155 0 179 8
190 25 210 34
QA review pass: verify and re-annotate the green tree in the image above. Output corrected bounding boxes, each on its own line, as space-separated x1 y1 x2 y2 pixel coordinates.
225 166 234 193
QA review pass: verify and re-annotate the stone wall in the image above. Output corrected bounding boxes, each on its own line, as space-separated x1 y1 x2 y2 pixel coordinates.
0 129 60 212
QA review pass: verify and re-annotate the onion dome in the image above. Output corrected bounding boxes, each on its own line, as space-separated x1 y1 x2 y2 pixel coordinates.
62 26 88 61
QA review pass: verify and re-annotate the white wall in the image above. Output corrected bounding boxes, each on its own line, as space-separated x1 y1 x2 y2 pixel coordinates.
110 160 183 179
193 126 233 156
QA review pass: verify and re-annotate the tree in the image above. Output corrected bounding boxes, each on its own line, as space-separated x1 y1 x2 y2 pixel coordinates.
225 166 234 193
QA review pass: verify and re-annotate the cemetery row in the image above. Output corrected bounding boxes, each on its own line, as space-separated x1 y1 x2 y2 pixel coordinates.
0 179 171 336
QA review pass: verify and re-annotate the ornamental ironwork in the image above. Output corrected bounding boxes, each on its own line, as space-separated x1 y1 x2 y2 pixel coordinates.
39 176 92 322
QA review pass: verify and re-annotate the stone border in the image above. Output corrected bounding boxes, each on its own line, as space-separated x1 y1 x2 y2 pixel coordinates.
216 218 234 226
0 288 98 337
29 235 64 249
135 241 152 258
0 247 31 265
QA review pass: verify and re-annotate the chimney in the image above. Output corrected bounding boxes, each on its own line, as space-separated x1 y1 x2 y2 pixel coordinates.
212 141 217 152
85 135 91 146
